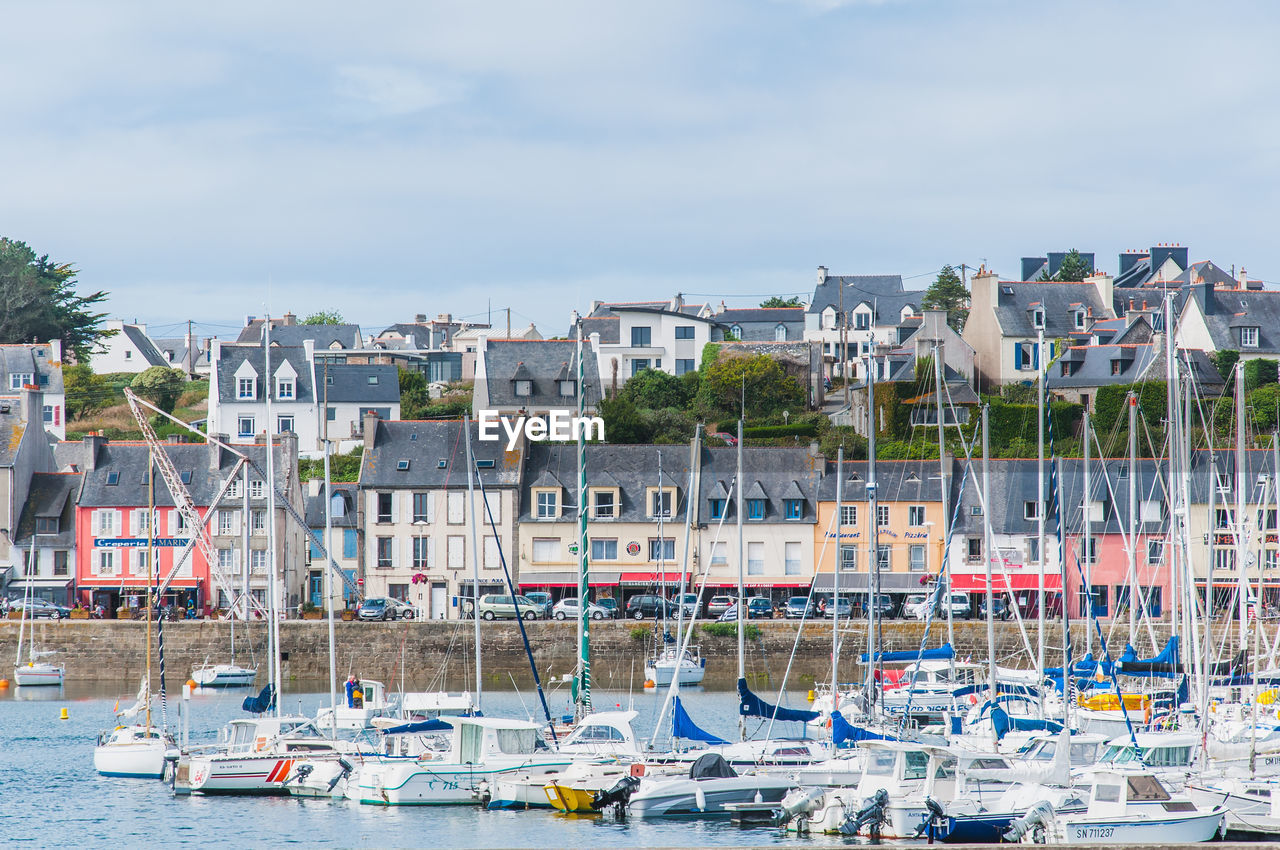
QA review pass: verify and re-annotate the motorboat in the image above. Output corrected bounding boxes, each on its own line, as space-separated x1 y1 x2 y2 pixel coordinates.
626 753 794 818
176 716 349 795
94 725 176 779
316 679 396 730
191 663 256 688
399 691 478 721
1186 777 1280 839
645 645 705 687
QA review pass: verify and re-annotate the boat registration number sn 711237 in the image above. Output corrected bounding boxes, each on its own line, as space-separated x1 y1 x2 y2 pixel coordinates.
1072 826 1114 839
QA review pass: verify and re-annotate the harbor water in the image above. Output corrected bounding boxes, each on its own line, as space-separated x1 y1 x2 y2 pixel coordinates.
1 680 861 848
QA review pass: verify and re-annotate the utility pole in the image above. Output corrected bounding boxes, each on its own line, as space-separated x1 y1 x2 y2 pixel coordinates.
506 307 511 339
186 319 194 377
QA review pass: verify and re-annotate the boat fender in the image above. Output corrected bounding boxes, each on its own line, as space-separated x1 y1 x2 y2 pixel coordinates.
695 787 707 812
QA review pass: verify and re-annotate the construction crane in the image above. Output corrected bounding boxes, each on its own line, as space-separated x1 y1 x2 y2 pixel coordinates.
123 389 361 609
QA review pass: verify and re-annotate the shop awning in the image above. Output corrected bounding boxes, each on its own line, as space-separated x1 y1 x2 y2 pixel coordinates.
620 571 691 586
812 573 933 592
518 570 620 588
951 573 1062 592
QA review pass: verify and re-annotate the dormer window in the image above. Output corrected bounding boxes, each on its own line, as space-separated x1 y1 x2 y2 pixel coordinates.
237 377 255 400
649 489 673 518
1074 310 1086 331
730 324 743 338
1030 309 1045 329
9 372 33 390
1242 327 1260 348
514 380 533 397
774 324 787 341
276 377 294 400
855 312 870 330
1111 360 1123 375
558 380 576 397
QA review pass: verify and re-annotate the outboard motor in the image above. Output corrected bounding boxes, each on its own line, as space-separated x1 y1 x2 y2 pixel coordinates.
591 775 641 813
330 757 354 792
851 788 890 838
913 797 947 842
1003 800 1054 844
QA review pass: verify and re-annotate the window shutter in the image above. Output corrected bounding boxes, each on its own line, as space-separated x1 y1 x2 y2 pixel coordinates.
427 493 435 524
129 510 139 536
1014 344 1023 369
402 494 412 524
404 537 413 569
1033 342 1040 370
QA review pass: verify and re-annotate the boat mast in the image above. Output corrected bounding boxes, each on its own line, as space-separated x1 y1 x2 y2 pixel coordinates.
736 415 745 742
1128 392 1138 642
464 420 483 714
832 445 843 715
1083 408 1092 656
146 444 154 731
1036 329 1046 717
574 314 591 718
1236 361 1248 652
1056 456 1071 732
264 316 282 717
240 453 250 651
322 353 338 735
982 404 996 705
866 346 880 714
656 451 666 666
933 342 954 655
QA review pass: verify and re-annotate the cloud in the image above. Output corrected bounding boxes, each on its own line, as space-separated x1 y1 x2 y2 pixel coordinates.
333 65 465 117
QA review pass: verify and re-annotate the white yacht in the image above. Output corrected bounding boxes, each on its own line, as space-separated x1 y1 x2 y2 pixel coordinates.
645 645 706 687
94 725 176 779
191 663 256 688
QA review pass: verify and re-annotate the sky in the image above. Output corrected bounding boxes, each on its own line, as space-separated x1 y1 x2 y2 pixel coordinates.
3 0 1278 342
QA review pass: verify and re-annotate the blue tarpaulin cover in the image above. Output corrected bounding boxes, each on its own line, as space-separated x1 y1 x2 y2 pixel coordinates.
859 643 955 663
737 677 820 723
831 710 896 748
672 696 728 744
242 684 276 714
382 718 454 735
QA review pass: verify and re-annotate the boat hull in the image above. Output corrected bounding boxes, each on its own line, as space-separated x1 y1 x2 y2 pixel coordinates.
352 759 572 806
545 781 599 813
1058 808 1225 844
184 752 335 795
627 776 794 817
644 662 705 687
94 740 169 779
13 663 64 686
191 666 256 688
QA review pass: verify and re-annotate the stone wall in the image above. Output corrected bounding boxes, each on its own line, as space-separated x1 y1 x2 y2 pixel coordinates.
0 619 1173 691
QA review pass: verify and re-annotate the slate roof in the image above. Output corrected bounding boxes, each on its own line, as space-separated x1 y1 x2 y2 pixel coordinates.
807 274 922 327
359 420 520 489
715 307 806 342
74 440 293 507
0 407 26 467
1189 287 1280 354
1048 340 1223 392
1114 245 1188 289
153 337 209 370
992 281 1113 337
479 339 602 410
120 326 169 368
320 364 400 404
13 472 81 547
237 321 363 349
1186 449 1279 504
215 345 315 404
817 459 942 503
0 344 64 394
573 300 709 340
578 316 620 344
304 482 358 528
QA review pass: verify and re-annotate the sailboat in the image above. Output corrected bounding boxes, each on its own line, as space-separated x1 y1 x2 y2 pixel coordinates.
193 465 257 688
644 447 706 687
95 448 175 778
13 537 64 686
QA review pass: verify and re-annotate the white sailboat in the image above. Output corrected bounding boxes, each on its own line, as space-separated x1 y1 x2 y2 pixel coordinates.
644 448 705 687
192 462 257 688
13 538 64 687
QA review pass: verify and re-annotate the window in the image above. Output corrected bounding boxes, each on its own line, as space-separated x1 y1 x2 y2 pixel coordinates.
7 372 29 389
514 380 532 396
1214 548 1237 572
785 499 803 520
1111 360 1123 376
484 537 500 569
134 549 149 577
377 493 393 524
482 492 501 523
630 326 652 347
651 490 673 518
1083 536 1099 565
1031 309 1045 329
967 537 983 561
730 324 743 338
1242 327 1260 348
971 505 982 516
218 548 235 573
1074 311 1086 331
840 504 857 526
1259 509 1278 530
52 551 68 576
97 550 116 576
42 404 52 424
367 374 379 385
376 536 394 568
558 380 576 397
709 498 725 520
1141 500 1161 523
630 359 650 376
413 492 431 523
675 359 695 375
592 490 615 519
237 415 255 437
747 499 764 520
1018 342 1036 370
447 535 464 569
532 538 560 562
250 479 265 499
774 324 788 341
1028 537 1040 564
388 583 409 602
226 479 241 499
218 509 237 535
412 537 429 569
747 541 764 575
855 312 870 330
536 491 558 519
784 541 803 575
1265 549 1278 570
1024 501 1040 520
649 538 676 561
909 544 926 571
908 505 926 526
1147 539 1165 565
250 549 267 573
342 528 358 559
237 377 255 399
877 505 890 527
877 544 891 569
124 350 132 360
710 542 727 565
447 491 465 524
276 378 294 399
1215 508 1234 530
840 544 857 571
591 538 618 560
250 509 266 534
277 415 294 433
35 517 58 535
675 326 695 340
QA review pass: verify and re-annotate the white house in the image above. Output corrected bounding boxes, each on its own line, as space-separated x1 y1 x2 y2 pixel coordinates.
803 267 924 382
91 321 170 375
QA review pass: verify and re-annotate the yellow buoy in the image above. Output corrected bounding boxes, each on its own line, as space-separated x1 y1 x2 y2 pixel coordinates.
59 707 69 720
807 689 816 702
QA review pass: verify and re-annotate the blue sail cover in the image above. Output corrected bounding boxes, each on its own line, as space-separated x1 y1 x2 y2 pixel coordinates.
672 696 728 743
830 710 896 748
859 643 955 663
737 677 820 723
1115 636 1179 678
241 684 276 714
382 718 453 735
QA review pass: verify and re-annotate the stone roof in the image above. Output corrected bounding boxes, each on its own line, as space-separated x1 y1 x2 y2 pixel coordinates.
478 339 602 411
237 321 363 349
74 440 293 507
991 280 1113 337
304 482 359 528
120 326 169 368
359 420 520 489
13 472 81 547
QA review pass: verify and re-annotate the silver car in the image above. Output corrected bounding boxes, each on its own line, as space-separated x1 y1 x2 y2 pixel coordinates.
552 597 611 620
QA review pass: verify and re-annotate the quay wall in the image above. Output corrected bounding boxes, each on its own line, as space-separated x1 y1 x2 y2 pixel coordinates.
0 619 1173 690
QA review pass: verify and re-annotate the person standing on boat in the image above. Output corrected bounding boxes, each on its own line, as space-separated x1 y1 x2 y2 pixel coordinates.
345 675 357 707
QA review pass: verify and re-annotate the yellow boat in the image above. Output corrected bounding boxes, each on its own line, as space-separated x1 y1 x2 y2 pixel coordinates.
545 780 598 813
1078 692 1150 712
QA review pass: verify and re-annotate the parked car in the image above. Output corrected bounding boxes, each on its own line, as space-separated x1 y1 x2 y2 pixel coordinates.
595 597 618 617
523 591 554 619
625 594 672 620
908 591 972 621
902 593 930 620
8 598 72 620
357 597 416 621
706 595 735 618
718 597 776 621
477 594 541 620
980 597 1012 621
553 597 611 620
669 593 700 619
857 593 898 619
784 596 816 619
820 596 854 619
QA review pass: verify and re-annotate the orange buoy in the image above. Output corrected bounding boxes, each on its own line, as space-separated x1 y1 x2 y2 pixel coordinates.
643 679 656 689
186 679 197 690
0 678 9 688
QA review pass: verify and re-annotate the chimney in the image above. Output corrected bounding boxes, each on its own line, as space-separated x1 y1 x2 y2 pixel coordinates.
436 313 452 324
1086 271 1114 317
817 266 828 285
1238 266 1249 288
19 386 42 426
82 433 106 471
209 437 226 472
166 434 184 444
363 410 380 451
968 268 1000 319
671 293 684 312
1118 250 1145 278
282 312 297 326
415 313 427 323
808 440 821 458
308 478 323 497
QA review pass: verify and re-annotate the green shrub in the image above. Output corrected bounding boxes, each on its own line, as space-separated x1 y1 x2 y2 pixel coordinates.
700 621 761 640
629 626 651 642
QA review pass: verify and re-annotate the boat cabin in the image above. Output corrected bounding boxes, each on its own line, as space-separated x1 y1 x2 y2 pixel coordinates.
400 691 477 720
1098 732 1198 769
855 740 955 799
450 717 550 765
558 710 641 757
1021 732 1106 764
219 716 326 754
1086 771 1192 818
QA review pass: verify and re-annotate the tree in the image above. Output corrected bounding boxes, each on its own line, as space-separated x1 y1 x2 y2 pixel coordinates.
921 265 970 332
1054 249 1093 282
399 367 431 419
130 366 187 413
620 368 692 410
301 310 345 325
1212 350 1240 381
0 238 110 360
760 296 802 308
598 396 652 444
695 353 805 420
63 363 111 420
